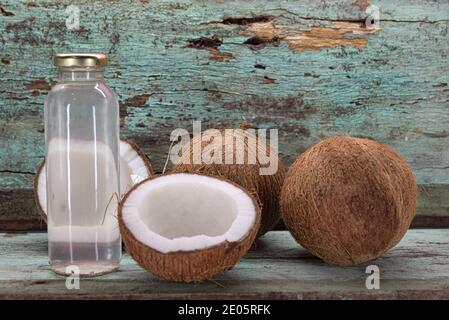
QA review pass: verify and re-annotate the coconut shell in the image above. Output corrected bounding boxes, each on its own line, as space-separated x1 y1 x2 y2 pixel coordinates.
172 129 285 237
119 137 154 176
280 136 418 266
33 137 153 222
33 160 46 222
118 174 262 283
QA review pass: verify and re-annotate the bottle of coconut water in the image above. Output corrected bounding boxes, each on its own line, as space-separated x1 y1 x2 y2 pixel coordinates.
44 53 121 276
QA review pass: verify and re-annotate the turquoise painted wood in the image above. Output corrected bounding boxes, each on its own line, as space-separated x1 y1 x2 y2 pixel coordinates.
0 0 449 228
0 230 448 299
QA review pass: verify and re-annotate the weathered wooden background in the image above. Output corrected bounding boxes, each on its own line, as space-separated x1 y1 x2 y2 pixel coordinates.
1 0 449 229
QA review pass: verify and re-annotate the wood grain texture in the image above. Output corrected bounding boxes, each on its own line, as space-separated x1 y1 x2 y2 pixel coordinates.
0 230 448 299
0 0 449 225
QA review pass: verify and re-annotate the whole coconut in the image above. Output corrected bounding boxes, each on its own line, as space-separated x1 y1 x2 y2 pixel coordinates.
172 128 285 237
280 136 417 266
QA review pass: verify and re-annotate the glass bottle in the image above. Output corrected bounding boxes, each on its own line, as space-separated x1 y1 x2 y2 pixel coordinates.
44 53 121 276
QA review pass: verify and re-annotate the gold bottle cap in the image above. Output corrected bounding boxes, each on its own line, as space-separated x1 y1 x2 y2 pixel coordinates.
54 53 108 68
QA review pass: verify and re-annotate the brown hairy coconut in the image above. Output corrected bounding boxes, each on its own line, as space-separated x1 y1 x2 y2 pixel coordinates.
172 128 285 237
119 173 261 282
34 137 153 222
280 136 417 266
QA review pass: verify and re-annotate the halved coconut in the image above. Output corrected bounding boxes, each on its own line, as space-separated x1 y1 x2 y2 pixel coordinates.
119 173 261 282
34 137 153 221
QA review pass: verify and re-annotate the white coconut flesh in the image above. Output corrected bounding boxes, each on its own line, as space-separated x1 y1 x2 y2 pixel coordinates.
37 139 151 214
121 174 257 253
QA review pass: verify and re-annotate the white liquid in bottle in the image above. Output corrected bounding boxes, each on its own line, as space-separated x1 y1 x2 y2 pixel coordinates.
47 138 121 275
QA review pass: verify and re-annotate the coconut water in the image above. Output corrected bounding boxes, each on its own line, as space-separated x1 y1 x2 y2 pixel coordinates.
46 138 121 275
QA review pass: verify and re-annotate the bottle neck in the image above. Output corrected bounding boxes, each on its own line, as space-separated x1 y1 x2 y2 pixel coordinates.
58 68 104 81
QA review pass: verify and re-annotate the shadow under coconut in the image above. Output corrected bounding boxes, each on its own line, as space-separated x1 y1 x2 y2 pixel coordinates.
249 234 315 260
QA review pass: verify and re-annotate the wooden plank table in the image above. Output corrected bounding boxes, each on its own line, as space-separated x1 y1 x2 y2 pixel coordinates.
0 229 447 299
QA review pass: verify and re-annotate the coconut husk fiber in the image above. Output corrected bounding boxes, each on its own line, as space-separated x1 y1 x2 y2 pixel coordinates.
172 129 285 237
280 136 418 266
